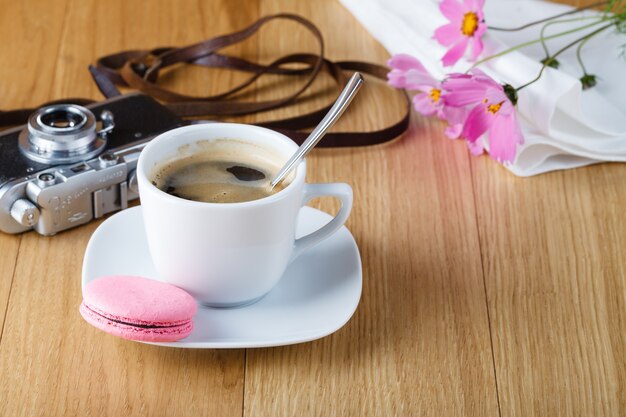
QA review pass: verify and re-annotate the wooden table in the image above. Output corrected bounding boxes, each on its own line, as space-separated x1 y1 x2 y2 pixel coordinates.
0 0 624 415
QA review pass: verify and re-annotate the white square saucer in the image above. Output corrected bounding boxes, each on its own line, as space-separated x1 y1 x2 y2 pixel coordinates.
81 206 362 348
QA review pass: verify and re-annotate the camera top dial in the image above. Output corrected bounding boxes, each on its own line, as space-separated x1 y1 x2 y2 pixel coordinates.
18 104 114 164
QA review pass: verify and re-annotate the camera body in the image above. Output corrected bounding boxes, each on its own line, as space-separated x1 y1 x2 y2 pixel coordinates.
0 94 185 235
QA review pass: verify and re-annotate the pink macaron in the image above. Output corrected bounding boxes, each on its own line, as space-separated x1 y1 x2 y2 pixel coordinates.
80 275 198 342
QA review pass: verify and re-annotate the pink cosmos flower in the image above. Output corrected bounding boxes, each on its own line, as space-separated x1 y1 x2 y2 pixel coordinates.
387 54 445 118
441 106 467 140
443 69 524 162
434 0 487 67
387 54 465 139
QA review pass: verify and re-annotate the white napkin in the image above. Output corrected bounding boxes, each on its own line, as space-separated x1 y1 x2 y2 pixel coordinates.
339 0 626 176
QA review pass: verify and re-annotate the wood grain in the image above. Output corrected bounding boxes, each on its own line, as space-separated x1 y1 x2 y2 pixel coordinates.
0 0 70 108
0 0 255 416
0 0 624 416
0 0 67 348
471 0 626 415
471 158 626 416
0 236 20 338
243 1 499 416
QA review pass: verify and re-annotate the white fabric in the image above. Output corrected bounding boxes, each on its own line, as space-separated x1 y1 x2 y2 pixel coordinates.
339 0 626 176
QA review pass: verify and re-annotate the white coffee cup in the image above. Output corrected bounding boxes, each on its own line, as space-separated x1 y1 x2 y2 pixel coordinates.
137 123 353 307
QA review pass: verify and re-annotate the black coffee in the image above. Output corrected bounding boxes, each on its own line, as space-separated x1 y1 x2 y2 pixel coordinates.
152 140 288 203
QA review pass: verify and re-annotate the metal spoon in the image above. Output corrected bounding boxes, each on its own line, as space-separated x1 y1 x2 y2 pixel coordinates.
269 72 364 189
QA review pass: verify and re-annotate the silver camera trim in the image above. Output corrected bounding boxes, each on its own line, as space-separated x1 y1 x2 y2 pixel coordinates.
18 104 114 164
0 138 150 236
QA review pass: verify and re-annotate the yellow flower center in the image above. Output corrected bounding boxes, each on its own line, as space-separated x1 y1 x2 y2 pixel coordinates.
429 88 441 103
486 102 503 115
461 12 479 36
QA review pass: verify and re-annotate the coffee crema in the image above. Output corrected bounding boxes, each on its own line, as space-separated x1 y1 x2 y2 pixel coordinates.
151 139 290 203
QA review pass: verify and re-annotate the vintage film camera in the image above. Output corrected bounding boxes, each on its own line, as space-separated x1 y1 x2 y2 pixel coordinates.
0 94 185 235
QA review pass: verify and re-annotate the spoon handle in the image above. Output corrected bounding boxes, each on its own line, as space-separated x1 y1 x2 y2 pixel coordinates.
270 72 364 188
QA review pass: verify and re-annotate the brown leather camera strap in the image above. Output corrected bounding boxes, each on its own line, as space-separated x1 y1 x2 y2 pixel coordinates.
2 14 410 147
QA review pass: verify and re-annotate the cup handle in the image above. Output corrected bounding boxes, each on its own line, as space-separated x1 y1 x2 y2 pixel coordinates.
291 183 353 262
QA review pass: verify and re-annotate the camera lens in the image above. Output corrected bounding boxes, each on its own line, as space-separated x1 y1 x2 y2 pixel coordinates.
19 103 108 164
31 105 92 146
39 108 87 131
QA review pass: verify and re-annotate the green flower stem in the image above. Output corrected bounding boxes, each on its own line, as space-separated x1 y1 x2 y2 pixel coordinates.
470 17 612 69
516 23 614 91
540 24 550 57
576 35 594 73
539 16 605 58
488 1 608 31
